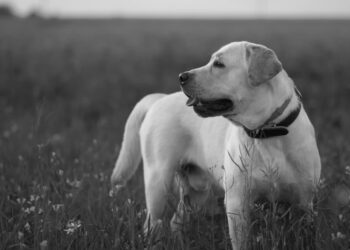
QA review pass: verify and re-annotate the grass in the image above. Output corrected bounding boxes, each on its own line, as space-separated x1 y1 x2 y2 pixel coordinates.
0 18 349 249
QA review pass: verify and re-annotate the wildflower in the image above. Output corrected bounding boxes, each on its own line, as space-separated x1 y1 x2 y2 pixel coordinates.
38 208 43 215
18 231 24 240
319 178 326 189
65 193 73 199
331 231 346 240
16 198 26 204
111 206 119 213
338 214 343 221
58 169 64 176
40 240 48 250
108 189 114 197
336 232 346 239
52 204 64 212
22 207 33 214
345 165 350 175
30 195 40 203
66 179 81 188
24 222 31 232
64 219 82 235
256 235 263 243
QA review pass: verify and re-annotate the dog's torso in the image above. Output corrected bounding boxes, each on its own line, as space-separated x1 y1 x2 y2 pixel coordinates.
141 92 321 207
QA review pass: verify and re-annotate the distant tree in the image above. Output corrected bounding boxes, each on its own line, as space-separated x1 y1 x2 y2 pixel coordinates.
0 5 15 18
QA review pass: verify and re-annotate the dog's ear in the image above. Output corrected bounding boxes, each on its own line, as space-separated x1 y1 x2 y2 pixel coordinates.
245 43 282 86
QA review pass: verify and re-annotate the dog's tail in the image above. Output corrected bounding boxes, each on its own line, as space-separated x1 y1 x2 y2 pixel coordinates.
111 93 165 192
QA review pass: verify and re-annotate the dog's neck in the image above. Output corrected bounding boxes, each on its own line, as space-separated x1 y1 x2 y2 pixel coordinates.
265 71 300 127
231 70 300 132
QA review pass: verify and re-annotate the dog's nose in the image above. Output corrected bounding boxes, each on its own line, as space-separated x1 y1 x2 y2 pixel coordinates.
179 72 190 85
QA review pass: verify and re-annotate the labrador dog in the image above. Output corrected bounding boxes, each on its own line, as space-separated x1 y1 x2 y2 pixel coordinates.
111 41 321 250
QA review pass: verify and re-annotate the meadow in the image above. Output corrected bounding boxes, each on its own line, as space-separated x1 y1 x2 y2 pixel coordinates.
0 18 350 249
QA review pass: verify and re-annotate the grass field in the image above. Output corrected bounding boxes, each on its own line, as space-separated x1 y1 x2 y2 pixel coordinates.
0 18 350 249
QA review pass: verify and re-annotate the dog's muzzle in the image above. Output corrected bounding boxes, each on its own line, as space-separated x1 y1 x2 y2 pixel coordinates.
185 94 234 117
179 72 234 117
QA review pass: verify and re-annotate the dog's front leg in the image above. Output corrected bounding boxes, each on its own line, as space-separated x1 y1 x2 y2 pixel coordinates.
225 183 250 250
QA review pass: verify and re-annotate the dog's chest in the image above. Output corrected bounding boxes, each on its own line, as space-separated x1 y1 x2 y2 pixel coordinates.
231 138 304 202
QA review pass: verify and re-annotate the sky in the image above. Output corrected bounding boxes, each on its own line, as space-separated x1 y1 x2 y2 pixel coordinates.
1 0 350 18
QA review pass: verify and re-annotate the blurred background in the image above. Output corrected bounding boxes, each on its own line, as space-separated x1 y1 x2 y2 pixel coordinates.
0 1 350 249
2 0 350 18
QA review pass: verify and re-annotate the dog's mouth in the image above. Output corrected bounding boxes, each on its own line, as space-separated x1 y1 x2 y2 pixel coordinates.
185 94 234 117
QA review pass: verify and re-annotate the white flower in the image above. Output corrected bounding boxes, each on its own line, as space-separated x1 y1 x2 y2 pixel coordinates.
58 169 64 176
338 214 343 221
23 206 35 214
64 219 82 235
65 193 73 199
336 232 346 239
256 235 263 243
24 222 31 232
18 231 24 240
345 165 350 175
319 178 326 189
40 240 48 250
30 195 40 202
66 179 81 188
331 231 346 240
38 208 44 215
16 198 26 204
108 189 114 197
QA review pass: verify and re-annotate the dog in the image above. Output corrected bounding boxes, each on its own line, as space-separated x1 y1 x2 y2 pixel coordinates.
111 41 321 249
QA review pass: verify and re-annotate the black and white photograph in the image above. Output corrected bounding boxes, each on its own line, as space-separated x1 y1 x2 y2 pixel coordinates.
0 0 350 249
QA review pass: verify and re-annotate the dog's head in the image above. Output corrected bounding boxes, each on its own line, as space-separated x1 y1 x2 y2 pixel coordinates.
179 41 283 128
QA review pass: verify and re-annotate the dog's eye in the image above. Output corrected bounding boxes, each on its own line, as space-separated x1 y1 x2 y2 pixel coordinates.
213 60 225 68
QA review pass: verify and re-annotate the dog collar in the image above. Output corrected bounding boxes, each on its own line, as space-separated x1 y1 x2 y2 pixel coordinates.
243 102 302 139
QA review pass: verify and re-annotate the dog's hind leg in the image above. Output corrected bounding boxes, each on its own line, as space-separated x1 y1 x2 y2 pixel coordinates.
170 181 191 234
170 164 212 233
143 161 176 240
170 178 211 249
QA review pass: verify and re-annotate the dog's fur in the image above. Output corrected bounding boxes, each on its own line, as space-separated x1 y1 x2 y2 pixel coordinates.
111 41 321 249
